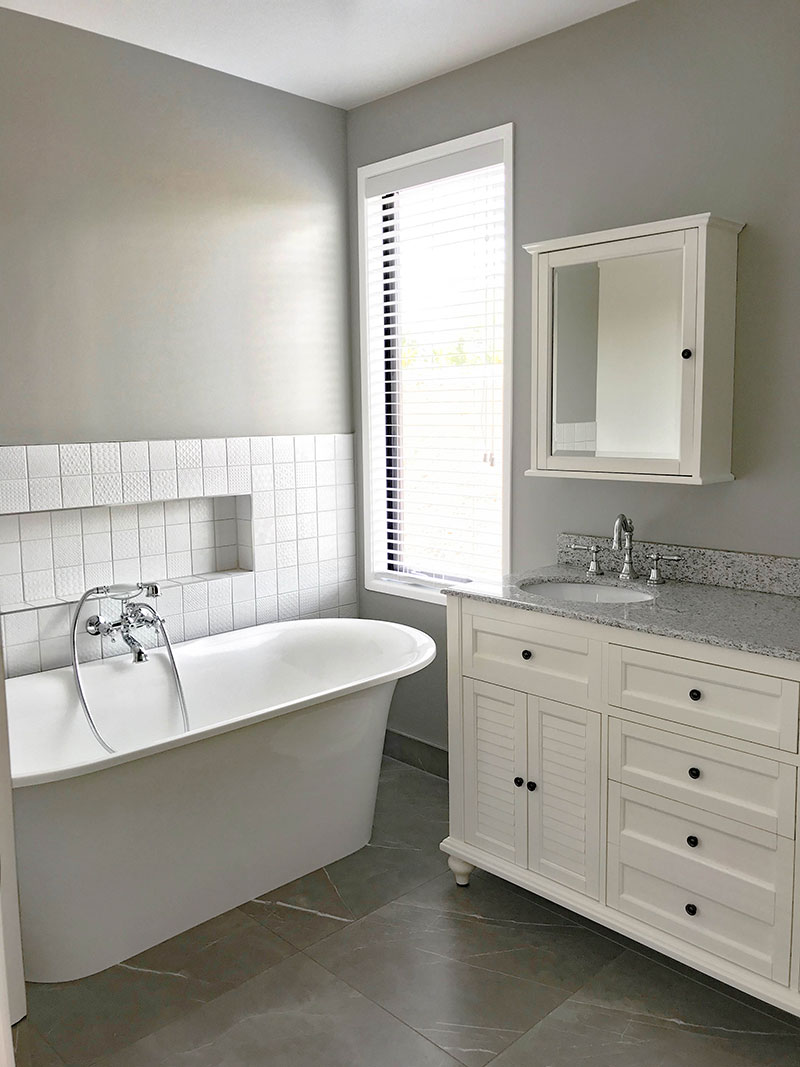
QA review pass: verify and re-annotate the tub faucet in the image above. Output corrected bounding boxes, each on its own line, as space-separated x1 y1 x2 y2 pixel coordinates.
612 514 637 581
86 589 162 664
120 605 152 663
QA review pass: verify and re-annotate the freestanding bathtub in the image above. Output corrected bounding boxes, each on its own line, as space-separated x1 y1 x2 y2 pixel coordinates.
7 618 435 982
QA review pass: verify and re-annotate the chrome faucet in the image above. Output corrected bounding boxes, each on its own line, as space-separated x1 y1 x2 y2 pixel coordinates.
71 581 189 754
86 582 162 663
612 514 637 581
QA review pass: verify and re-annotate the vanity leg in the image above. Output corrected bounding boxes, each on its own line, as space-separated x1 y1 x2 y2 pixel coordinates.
448 855 475 887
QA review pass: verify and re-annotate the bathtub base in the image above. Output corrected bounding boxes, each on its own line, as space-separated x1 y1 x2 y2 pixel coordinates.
14 684 394 983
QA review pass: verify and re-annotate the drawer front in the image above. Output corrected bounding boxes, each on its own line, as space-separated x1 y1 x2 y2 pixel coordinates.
608 785 794 983
608 644 799 751
608 718 797 837
462 605 601 705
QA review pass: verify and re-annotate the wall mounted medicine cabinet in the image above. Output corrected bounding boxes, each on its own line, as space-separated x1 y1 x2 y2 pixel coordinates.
524 214 744 484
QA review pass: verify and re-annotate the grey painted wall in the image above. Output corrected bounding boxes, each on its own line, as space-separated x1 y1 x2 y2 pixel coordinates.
0 9 350 444
347 0 800 749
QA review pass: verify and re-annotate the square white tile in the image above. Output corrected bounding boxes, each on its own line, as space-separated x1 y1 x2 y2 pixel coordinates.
176 440 202 469
27 445 60 479
121 441 150 472
149 440 176 470
0 447 27 480
59 443 91 477
29 477 63 512
61 476 93 509
90 442 121 474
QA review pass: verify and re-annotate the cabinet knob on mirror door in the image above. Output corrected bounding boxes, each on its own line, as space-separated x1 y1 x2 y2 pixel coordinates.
685 903 698 916
689 688 702 701
688 767 701 779
521 649 533 660
686 835 699 848
514 776 524 787
681 348 693 359
527 781 537 791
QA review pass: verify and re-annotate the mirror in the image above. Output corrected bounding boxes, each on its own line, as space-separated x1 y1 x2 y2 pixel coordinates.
551 247 684 461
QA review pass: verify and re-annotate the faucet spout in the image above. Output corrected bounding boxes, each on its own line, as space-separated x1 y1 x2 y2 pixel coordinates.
612 513 633 551
121 627 148 663
612 513 638 580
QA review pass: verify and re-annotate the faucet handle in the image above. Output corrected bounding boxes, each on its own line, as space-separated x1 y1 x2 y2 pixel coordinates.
646 552 683 585
570 543 604 577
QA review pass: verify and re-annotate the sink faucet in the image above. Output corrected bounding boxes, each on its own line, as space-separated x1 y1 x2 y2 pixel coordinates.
612 514 637 581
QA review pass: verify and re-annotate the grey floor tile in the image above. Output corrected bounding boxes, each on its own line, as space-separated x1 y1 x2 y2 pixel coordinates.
26 908 294 1065
240 866 356 949
390 871 625 991
308 900 572 1066
492 997 800 1067
12 1019 65 1067
570 949 800 1037
93 953 460 1066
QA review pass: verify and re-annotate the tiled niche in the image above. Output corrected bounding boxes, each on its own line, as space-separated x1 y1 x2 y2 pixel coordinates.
0 434 357 677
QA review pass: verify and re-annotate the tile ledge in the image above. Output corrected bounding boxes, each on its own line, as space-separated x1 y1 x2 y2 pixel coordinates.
0 569 251 616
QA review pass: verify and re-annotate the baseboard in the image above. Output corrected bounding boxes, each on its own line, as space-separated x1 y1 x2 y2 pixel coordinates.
383 730 448 780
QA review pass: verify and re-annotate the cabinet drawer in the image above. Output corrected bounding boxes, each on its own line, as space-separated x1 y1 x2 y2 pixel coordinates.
608 785 793 983
462 605 601 705
608 644 799 751
608 718 796 837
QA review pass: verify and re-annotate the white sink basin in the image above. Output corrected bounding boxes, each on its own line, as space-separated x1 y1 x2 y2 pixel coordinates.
519 581 654 605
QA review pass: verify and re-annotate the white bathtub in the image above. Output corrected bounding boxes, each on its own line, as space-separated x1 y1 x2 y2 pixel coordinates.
7 618 435 982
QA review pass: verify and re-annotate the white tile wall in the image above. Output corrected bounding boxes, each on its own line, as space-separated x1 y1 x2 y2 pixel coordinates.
0 434 357 677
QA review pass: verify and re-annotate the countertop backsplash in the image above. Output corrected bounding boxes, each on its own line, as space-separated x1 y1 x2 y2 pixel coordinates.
557 532 800 598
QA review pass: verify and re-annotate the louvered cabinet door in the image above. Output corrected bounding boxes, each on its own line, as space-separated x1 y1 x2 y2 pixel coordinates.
462 678 528 866
527 697 601 898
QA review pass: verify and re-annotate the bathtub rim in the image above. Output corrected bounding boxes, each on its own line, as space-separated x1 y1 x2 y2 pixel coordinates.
9 618 435 790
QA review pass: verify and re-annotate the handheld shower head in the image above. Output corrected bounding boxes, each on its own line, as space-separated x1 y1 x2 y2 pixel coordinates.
90 582 160 601
104 584 143 601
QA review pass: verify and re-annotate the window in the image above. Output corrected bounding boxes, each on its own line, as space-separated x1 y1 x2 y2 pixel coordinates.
358 125 512 604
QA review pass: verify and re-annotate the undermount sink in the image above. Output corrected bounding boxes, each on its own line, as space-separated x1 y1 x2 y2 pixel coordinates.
518 581 654 605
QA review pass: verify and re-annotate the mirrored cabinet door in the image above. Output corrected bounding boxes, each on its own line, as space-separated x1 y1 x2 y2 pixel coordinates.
525 215 743 484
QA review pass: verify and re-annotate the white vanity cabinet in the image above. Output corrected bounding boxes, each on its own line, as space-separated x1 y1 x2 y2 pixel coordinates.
443 595 800 1017
524 214 744 484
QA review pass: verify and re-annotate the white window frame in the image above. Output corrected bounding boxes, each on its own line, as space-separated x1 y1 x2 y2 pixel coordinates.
357 124 513 606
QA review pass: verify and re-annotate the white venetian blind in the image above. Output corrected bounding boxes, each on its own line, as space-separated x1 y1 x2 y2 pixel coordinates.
364 158 506 588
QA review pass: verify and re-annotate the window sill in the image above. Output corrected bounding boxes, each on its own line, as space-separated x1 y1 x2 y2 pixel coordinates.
364 574 469 607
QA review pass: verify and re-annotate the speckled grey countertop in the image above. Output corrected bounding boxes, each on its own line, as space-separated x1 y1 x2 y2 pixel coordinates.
447 565 800 663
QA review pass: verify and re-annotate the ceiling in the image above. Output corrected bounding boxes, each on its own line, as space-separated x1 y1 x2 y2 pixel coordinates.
0 0 636 109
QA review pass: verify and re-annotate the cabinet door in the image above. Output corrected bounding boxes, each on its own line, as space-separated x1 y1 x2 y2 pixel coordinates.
534 228 699 479
463 678 528 866
527 697 601 898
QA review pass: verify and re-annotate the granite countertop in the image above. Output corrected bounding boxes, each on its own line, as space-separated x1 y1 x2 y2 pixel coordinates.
447 565 800 663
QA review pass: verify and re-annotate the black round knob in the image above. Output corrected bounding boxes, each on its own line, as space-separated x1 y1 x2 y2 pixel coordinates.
685 903 698 916
686 835 699 848
513 776 524 787
521 649 533 660
688 767 701 780
681 348 693 360
689 689 702 701
527 781 537 791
